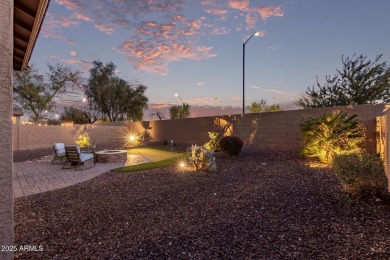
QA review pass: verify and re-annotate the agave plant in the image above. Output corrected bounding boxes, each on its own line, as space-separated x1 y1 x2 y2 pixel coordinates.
186 144 217 171
299 110 366 164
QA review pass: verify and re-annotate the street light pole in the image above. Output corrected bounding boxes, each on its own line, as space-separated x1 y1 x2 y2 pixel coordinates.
174 93 184 105
243 42 245 115
243 31 259 114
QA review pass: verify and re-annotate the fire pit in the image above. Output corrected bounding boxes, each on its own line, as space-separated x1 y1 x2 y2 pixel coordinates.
95 150 127 163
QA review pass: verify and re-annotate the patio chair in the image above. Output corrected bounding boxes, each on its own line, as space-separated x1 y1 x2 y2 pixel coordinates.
62 146 96 170
52 143 66 164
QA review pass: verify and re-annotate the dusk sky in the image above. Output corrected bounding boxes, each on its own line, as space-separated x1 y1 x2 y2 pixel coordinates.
30 0 390 120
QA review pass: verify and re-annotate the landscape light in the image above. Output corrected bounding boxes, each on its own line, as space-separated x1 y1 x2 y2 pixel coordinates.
176 159 187 172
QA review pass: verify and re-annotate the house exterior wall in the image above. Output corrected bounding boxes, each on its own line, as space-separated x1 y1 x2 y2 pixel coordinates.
0 1 14 259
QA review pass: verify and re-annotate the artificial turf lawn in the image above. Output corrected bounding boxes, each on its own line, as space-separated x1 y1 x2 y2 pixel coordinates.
114 147 185 172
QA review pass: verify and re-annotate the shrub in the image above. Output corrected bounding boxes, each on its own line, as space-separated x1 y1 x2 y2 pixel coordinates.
219 136 243 157
186 145 217 171
204 132 221 151
299 110 366 165
75 132 94 148
333 153 387 198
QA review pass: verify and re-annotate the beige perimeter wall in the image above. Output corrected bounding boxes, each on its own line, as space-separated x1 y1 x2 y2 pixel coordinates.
146 104 386 153
13 104 390 191
14 104 386 153
376 105 390 191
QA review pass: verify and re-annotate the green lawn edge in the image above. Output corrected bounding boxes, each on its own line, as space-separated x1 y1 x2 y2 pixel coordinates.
114 154 186 172
134 145 185 153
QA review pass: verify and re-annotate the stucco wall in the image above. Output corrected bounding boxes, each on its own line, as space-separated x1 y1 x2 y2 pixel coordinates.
376 106 390 191
13 104 386 153
145 104 386 153
12 123 138 150
0 1 14 259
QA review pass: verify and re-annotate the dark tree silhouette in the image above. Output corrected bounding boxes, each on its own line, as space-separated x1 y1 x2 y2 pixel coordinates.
84 61 148 122
298 54 390 108
13 64 81 122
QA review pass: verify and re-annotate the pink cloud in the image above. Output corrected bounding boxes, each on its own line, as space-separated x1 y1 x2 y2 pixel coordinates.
188 97 220 103
41 30 76 45
50 55 59 61
149 102 178 109
263 89 300 98
64 59 92 72
56 0 86 10
74 12 93 22
117 39 217 75
48 0 284 75
255 6 284 21
232 96 242 100
229 0 249 11
95 23 115 35
58 15 80 27
70 51 77 57
200 0 217 6
204 8 228 20
227 1 284 29
41 13 77 44
196 82 205 86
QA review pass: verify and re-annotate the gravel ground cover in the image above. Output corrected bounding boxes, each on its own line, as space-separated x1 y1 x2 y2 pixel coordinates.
14 150 390 259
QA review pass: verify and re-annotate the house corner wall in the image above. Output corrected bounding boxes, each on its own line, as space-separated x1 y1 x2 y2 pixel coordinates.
0 0 14 259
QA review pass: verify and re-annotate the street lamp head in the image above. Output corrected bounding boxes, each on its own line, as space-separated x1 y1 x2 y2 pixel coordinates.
254 31 260 36
82 97 87 103
174 93 179 97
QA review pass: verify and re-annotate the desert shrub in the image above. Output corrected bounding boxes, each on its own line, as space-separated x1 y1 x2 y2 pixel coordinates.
204 132 221 151
219 136 243 157
333 153 387 198
299 110 366 165
186 145 217 171
75 132 94 148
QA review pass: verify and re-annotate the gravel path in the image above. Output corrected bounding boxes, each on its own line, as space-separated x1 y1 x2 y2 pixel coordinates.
14 150 390 259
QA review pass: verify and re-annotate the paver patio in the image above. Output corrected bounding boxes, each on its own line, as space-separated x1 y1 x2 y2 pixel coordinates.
13 161 125 198
13 148 182 198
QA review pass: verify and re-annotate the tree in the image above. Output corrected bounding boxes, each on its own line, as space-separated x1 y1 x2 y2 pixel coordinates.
169 103 190 119
60 106 89 124
264 104 281 112
151 111 165 120
81 100 101 124
84 61 148 122
249 99 282 113
13 64 80 122
298 54 390 108
249 99 267 113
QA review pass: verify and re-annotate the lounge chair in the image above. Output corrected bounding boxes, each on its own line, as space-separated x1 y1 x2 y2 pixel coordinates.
63 146 96 170
52 143 66 163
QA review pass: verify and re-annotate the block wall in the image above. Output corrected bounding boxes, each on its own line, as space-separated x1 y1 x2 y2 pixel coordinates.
13 104 386 154
145 104 386 153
